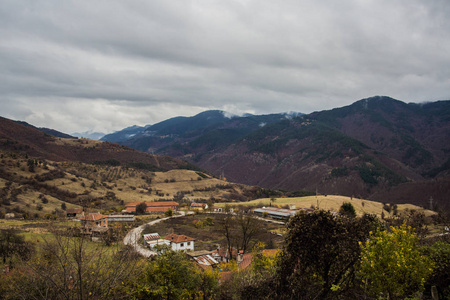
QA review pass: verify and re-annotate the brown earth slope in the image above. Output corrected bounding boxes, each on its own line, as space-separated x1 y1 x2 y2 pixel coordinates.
0 116 187 170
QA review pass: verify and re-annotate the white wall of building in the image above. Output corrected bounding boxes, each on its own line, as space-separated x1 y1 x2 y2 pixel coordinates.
170 240 195 251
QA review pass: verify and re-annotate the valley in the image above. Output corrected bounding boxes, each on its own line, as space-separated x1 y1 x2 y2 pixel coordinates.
1 101 449 299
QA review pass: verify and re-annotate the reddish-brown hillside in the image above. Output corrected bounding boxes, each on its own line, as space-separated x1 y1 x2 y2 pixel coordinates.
0 116 188 170
150 97 450 211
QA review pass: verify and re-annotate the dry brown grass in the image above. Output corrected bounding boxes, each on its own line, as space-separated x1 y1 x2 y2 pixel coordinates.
217 195 436 218
1 152 247 216
52 138 103 148
0 178 6 189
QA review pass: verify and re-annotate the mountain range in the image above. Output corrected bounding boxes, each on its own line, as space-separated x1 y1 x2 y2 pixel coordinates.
101 96 450 211
1 96 449 211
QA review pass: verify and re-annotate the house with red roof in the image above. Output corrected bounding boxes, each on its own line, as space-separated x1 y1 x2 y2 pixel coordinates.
212 247 238 262
79 213 108 235
164 233 195 251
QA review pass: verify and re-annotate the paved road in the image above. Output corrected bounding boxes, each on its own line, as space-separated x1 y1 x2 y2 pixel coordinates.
123 214 183 257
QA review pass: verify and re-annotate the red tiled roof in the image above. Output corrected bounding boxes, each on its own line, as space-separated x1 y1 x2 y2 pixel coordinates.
146 207 172 212
238 253 253 270
164 233 195 243
238 249 280 270
79 213 106 221
125 201 179 207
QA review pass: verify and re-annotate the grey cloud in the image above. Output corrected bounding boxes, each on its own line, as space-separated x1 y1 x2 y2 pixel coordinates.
1 0 449 133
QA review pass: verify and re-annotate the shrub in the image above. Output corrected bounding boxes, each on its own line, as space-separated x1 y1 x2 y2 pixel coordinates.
339 202 356 217
359 224 434 299
165 208 173 217
135 202 147 215
421 241 450 299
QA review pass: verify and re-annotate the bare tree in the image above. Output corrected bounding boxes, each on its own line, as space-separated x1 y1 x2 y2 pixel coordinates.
0 228 34 265
236 213 262 253
2 227 143 299
217 214 237 261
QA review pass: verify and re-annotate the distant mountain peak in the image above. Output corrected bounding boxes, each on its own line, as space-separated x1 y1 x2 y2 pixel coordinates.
72 131 106 140
357 95 403 107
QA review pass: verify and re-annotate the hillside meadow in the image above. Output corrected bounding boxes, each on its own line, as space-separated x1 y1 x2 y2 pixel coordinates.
216 195 436 218
0 150 256 218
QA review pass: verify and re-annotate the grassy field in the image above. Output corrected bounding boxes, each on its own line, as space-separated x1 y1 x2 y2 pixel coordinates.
0 218 126 258
215 195 436 218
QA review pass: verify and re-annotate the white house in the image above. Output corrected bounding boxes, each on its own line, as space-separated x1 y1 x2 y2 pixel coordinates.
164 233 195 251
213 206 223 213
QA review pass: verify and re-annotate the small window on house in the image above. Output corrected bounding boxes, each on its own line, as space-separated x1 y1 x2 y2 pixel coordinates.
187 242 191 246
180 243 184 247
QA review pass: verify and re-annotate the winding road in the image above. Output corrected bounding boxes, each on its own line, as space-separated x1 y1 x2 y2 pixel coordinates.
123 214 184 257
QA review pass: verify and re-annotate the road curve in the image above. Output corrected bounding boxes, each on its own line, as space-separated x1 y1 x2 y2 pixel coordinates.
123 215 183 257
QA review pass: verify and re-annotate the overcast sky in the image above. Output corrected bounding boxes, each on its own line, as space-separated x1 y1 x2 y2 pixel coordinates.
1 0 449 134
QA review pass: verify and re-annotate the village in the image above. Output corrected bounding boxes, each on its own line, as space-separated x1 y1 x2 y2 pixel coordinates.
69 199 313 273
3 191 448 299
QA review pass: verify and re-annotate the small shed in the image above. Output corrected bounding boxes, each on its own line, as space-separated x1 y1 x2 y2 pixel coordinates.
107 215 135 222
143 233 170 249
187 250 219 270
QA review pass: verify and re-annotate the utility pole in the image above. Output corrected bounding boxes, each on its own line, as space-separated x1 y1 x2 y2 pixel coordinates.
316 187 318 209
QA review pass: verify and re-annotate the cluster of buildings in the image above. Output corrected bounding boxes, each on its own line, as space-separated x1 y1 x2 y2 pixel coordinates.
143 232 221 270
69 199 313 243
142 231 278 272
66 208 135 240
67 200 182 238
66 200 302 278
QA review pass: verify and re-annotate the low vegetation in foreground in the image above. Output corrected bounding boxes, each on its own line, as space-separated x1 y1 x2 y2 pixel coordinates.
1 208 449 300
